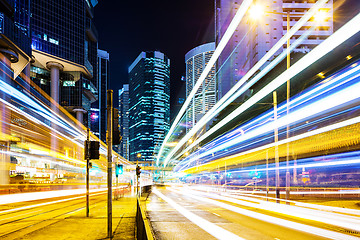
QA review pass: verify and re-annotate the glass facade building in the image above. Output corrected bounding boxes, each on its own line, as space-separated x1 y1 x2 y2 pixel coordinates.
90 49 109 142
0 0 32 76
185 42 216 132
128 51 170 164
119 84 129 160
29 0 99 126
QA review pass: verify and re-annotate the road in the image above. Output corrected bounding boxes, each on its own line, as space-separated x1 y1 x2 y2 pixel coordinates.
147 186 360 240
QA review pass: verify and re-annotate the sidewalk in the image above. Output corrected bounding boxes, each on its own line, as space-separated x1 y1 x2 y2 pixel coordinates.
17 189 137 240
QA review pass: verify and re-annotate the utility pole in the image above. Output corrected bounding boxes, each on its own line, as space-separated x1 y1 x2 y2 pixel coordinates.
273 91 280 203
107 90 113 238
266 150 269 201
286 11 291 204
86 127 90 217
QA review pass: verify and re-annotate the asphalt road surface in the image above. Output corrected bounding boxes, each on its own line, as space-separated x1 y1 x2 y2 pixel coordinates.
146 186 360 240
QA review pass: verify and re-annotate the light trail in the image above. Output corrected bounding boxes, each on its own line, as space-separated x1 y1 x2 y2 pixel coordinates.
177 188 360 232
231 154 360 176
183 73 360 164
0 71 130 177
169 11 360 167
156 0 254 165
0 150 86 168
0 191 107 215
0 78 84 139
176 58 360 172
190 185 360 216
152 188 246 240
0 188 109 205
182 115 360 174
173 25 317 161
165 0 329 165
170 188 359 240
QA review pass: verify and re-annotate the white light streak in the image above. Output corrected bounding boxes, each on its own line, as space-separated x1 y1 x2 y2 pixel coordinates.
162 0 329 166
188 77 360 163
152 188 245 240
156 0 254 165
0 188 108 205
0 191 107 215
169 11 360 166
171 188 359 240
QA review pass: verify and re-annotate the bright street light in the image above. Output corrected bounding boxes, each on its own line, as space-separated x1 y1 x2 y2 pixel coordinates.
248 4 264 20
314 10 328 22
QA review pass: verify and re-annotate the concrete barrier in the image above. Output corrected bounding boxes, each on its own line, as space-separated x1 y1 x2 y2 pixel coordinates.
136 196 154 240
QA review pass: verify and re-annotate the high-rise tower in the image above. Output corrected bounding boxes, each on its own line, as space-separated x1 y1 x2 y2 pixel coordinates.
128 51 170 164
90 49 109 141
185 42 216 132
119 84 129 160
30 0 99 126
97 49 109 142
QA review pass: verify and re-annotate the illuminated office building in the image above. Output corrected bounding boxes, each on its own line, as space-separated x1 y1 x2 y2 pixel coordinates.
0 0 32 75
119 84 129 160
90 49 109 141
29 0 99 126
91 49 109 142
128 51 170 164
185 42 216 132
215 0 333 100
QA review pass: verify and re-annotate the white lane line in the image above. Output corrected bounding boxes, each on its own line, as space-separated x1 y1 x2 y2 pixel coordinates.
191 189 360 232
213 213 221 217
170 188 359 240
153 188 245 240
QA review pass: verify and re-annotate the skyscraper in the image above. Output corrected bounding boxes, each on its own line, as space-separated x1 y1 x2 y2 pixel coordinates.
96 49 109 142
0 0 32 78
119 84 129 160
128 51 170 164
185 42 216 132
30 0 99 126
89 49 109 140
215 0 333 100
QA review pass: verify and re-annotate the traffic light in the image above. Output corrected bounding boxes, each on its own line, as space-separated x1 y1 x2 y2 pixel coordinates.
84 140 100 159
115 164 123 177
136 165 141 177
113 108 122 145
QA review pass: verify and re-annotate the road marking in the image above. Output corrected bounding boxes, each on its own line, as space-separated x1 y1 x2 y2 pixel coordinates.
172 188 359 240
213 213 220 217
153 188 245 240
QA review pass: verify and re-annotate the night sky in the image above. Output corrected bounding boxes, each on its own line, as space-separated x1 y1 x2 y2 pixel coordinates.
94 0 214 119
94 0 360 118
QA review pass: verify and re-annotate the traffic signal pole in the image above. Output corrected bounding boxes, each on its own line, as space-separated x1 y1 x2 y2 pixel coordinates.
107 90 113 238
86 128 90 217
